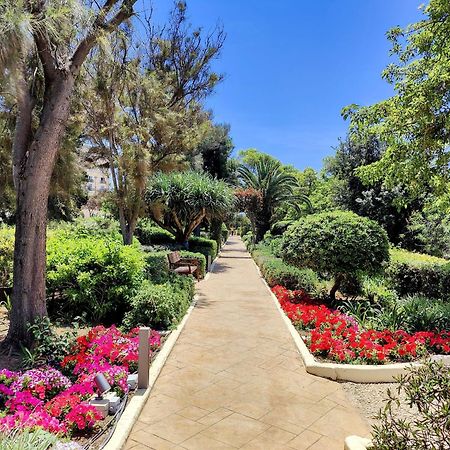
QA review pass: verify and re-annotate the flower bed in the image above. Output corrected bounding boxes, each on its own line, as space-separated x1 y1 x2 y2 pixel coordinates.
0 326 161 440
272 285 450 364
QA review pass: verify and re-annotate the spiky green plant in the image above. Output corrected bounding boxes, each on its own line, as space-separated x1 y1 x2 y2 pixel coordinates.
145 171 235 243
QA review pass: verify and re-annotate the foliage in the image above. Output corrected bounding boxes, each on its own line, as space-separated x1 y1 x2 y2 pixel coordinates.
399 295 450 334
252 244 319 293
0 429 58 450
123 275 194 330
325 136 423 244
0 226 14 287
189 236 218 260
273 285 450 364
237 156 311 242
145 171 235 243
400 207 450 258
21 317 77 370
344 0 450 200
197 123 234 180
81 4 225 244
360 275 398 306
387 249 450 300
390 247 448 267
136 221 175 245
281 211 390 299
144 252 170 284
46 230 146 323
371 360 450 449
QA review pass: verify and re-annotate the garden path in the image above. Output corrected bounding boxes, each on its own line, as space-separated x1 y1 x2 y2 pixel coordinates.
125 236 369 450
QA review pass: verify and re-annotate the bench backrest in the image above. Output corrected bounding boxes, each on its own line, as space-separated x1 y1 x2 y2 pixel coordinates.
167 251 181 265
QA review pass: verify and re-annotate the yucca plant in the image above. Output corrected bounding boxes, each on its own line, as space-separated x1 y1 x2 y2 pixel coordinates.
237 159 311 242
144 171 235 244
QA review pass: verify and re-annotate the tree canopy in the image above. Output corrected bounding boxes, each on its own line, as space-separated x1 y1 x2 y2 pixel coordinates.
344 0 450 202
144 171 235 244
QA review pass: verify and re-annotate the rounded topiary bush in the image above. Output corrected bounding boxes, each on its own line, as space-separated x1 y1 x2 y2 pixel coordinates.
280 211 390 299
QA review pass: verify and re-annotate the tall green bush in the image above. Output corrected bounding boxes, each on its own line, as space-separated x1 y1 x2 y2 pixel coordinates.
46 230 145 323
281 211 390 300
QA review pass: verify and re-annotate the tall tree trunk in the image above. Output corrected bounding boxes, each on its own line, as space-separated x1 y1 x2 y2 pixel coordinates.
254 220 270 243
6 78 74 346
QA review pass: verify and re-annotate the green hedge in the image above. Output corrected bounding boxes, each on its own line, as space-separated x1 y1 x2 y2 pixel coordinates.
0 226 14 288
46 230 146 323
387 248 450 300
135 222 175 245
123 275 194 330
252 245 319 292
189 236 218 260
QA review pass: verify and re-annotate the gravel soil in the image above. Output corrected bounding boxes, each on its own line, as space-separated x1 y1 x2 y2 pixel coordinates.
340 381 417 429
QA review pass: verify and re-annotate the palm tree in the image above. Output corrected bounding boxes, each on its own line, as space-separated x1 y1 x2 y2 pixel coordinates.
237 158 311 242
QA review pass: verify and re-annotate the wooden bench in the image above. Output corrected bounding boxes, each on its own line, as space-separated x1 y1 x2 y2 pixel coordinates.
167 251 201 281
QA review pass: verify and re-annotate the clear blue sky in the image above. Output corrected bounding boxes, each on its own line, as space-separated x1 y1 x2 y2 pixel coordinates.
147 1 423 170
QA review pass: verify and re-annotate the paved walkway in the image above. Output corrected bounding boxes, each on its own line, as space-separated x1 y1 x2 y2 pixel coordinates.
125 237 369 450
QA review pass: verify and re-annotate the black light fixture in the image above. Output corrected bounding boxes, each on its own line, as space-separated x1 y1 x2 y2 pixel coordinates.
94 373 111 400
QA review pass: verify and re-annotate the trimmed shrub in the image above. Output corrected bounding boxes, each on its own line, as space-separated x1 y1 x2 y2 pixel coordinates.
281 211 390 299
136 222 175 245
123 275 194 330
253 245 319 292
0 226 14 288
46 230 145 323
189 236 218 260
387 248 450 300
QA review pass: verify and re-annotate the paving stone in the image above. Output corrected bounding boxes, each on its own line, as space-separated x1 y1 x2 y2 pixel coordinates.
125 237 369 449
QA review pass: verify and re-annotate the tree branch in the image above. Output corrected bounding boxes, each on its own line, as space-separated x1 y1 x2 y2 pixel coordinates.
70 0 137 76
12 65 35 187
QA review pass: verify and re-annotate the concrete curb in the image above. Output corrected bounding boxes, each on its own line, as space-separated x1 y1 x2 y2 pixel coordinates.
344 436 372 450
102 295 198 450
252 260 420 383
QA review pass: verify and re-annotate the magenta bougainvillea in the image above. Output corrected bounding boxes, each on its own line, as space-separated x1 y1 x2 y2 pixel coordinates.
0 326 161 435
272 285 450 364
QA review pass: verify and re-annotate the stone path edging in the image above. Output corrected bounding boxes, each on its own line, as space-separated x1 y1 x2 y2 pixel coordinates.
252 260 420 383
102 296 198 450
344 435 372 450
